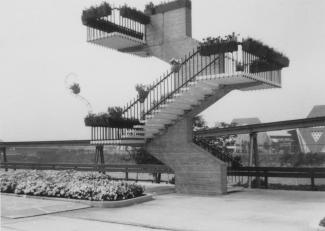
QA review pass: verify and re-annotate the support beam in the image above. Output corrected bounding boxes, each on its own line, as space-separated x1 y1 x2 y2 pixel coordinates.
195 116 325 137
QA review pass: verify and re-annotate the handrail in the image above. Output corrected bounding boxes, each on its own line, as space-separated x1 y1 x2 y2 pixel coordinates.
145 54 220 115
121 49 200 115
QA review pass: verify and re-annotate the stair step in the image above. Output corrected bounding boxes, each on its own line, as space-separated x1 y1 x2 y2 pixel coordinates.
160 102 193 110
126 131 145 135
120 135 145 139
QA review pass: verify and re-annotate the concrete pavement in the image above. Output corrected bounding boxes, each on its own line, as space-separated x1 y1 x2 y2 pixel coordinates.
2 189 325 231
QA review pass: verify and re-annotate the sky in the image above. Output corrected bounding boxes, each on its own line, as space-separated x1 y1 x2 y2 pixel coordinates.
0 0 325 141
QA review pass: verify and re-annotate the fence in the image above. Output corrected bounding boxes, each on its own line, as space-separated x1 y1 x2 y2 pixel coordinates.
227 166 325 190
0 162 174 183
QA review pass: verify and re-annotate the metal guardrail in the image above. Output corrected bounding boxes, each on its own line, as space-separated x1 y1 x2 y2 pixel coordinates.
228 166 325 189
0 162 174 183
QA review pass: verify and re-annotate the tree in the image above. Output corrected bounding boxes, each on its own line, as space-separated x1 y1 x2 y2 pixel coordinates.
193 115 208 131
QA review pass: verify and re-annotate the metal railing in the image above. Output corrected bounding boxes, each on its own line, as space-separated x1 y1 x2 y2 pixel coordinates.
227 166 325 190
0 162 173 183
121 49 224 121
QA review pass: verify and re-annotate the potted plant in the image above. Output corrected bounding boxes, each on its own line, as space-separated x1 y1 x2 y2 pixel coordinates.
120 5 150 25
250 59 281 73
144 2 155 15
199 33 239 56
135 84 150 103
81 3 112 25
236 62 244 72
84 109 141 128
170 58 182 73
242 38 289 68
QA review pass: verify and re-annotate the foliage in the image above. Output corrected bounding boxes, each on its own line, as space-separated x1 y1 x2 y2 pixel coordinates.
280 152 325 167
144 2 155 14
170 58 182 73
107 106 123 119
320 217 325 227
84 113 141 129
82 2 112 25
199 33 239 56
193 115 208 131
120 5 150 25
146 0 191 15
0 170 144 201
250 59 282 73
193 121 241 167
69 83 81 95
84 107 140 128
242 38 289 68
132 148 163 165
135 84 150 103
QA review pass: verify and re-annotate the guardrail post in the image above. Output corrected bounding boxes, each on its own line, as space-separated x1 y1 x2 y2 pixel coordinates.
311 170 315 190
2 147 8 172
264 171 268 189
125 168 129 181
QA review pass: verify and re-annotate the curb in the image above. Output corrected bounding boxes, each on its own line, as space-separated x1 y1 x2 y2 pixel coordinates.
1 193 154 208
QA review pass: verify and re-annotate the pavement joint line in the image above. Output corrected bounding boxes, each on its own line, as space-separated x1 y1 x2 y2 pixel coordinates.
6 206 91 220
54 215 196 231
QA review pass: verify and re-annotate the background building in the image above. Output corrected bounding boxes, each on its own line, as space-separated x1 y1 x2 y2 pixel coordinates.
295 105 325 153
231 118 272 154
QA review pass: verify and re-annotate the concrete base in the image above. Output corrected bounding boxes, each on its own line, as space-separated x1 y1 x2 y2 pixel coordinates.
146 117 227 196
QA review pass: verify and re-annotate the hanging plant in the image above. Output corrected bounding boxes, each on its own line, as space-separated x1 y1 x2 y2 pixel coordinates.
242 38 289 68
135 84 150 103
170 58 182 73
199 33 239 56
69 83 81 95
81 2 112 25
120 5 150 25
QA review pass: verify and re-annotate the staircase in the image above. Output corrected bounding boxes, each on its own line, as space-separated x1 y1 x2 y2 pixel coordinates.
87 46 283 194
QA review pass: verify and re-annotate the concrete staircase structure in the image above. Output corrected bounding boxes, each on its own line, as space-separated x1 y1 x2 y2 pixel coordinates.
82 0 288 195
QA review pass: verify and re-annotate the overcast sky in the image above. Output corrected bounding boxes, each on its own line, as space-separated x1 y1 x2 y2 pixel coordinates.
1 0 325 141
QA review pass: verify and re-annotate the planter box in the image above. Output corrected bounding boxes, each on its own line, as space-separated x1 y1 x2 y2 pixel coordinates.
199 41 238 56
1 192 153 208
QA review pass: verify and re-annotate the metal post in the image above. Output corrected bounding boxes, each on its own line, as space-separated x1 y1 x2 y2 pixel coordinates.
248 132 256 188
2 147 8 172
253 133 260 187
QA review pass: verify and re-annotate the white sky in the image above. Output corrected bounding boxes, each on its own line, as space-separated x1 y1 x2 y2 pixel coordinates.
0 0 325 141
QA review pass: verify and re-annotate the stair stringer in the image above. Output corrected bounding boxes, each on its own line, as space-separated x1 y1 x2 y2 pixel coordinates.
146 117 227 195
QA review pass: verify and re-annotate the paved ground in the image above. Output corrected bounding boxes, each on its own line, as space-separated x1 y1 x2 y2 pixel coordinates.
1 189 325 231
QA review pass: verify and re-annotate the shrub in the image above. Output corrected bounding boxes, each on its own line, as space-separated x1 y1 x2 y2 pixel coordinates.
0 170 144 201
320 217 325 227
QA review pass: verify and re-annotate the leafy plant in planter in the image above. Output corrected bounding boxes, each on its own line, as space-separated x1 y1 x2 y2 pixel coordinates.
82 2 112 25
199 33 239 56
170 58 182 73
144 2 155 15
236 62 244 72
250 59 281 73
84 107 141 128
135 84 150 103
120 5 150 25
242 38 289 68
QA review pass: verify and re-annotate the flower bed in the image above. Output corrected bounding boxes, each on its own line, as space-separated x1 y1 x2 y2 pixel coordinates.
0 170 145 201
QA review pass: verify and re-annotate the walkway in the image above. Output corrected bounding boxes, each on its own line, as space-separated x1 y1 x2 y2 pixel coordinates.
2 189 325 231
